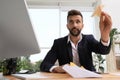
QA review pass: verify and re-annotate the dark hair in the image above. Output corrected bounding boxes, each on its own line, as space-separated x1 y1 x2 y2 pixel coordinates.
67 9 83 21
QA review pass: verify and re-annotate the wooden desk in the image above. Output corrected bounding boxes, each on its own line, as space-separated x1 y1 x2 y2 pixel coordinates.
5 72 120 80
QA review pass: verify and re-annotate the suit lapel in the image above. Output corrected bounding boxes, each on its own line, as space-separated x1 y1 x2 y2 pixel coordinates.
67 42 73 62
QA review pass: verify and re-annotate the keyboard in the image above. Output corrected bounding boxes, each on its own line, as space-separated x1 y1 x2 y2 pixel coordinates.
0 74 9 80
0 77 9 80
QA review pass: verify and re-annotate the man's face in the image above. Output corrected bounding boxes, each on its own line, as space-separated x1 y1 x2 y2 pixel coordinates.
67 15 84 36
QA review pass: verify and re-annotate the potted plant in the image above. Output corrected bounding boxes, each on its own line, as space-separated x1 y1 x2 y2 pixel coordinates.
93 28 120 73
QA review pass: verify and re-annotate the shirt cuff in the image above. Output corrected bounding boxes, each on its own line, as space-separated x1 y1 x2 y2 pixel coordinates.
101 39 110 46
49 66 58 72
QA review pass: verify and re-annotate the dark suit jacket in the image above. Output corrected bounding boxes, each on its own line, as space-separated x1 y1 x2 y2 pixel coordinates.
40 34 111 72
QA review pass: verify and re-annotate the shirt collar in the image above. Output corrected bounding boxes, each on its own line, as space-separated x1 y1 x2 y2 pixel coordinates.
67 34 82 43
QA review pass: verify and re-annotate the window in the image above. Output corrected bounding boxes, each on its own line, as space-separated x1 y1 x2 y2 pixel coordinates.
28 8 95 62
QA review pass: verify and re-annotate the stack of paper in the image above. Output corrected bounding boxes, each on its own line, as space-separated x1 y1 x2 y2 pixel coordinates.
62 63 102 78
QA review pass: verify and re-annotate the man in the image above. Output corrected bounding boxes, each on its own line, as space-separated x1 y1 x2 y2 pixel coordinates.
40 9 112 73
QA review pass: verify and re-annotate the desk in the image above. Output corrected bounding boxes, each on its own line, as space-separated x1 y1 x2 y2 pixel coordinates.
5 72 120 80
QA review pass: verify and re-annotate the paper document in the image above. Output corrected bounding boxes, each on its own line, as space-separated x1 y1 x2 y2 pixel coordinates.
62 63 102 78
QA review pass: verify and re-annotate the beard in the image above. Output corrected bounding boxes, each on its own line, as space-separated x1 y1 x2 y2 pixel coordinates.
69 27 81 36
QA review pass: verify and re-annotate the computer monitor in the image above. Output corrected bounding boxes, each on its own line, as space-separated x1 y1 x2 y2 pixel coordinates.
0 0 40 59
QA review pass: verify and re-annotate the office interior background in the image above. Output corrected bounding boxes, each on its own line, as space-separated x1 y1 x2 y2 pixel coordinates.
28 0 97 62
26 0 120 72
1 0 119 73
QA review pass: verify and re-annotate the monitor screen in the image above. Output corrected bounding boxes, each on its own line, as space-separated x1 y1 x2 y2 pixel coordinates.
0 0 40 59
